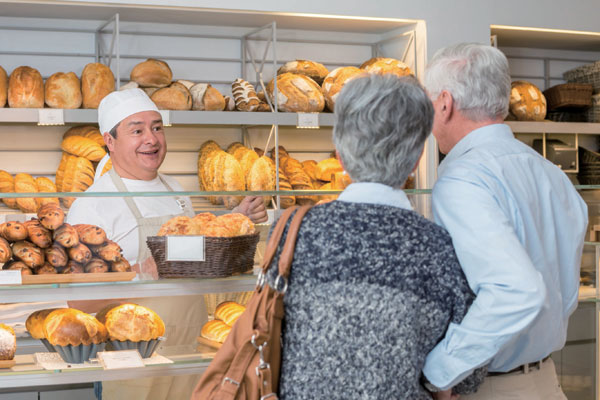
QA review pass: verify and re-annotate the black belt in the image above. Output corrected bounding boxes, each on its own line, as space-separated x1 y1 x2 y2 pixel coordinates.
487 356 551 376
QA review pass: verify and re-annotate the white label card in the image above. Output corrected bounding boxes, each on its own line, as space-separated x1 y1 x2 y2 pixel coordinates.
297 113 319 129
0 270 22 285
159 110 171 126
98 350 145 370
38 109 65 125
167 236 205 261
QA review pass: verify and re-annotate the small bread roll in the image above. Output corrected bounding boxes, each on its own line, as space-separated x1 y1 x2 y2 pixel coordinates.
111 258 132 273
0 237 11 263
151 82 192 110
45 72 82 109
35 177 59 208
81 63 115 109
0 65 7 107
25 220 53 249
60 260 84 274
61 135 107 162
8 66 44 108
14 173 39 213
53 223 79 248
12 240 44 268
35 263 57 275
68 242 92 264
37 203 65 230
4 261 33 275
130 59 172 88
43 309 107 346
90 240 122 262
85 257 109 273
0 170 17 209
0 221 28 242
44 244 68 268
360 57 412 77
73 224 107 245
278 60 329 85
190 83 226 111
322 66 365 112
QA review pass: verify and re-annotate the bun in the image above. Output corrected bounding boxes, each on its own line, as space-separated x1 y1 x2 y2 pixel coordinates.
68 243 92 264
278 60 329 84
63 126 105 147
231 78 260 111
4 261 33 275
26 220 53 249
322 66 365 112
26 308 62 339
84 257 109 273
8 66 44 108
1 221 28 242
200 319 231 343
360 57 412 77
111 258 131 273
34 263 57 275
130 59 172 88
12 240 44 268
61 136 107 162
0 170 17 209
0 324 16 361
60 260 84 274
151 82 192 110
73 224 107 245
81 63 115 109
14 173 38 213
37 203 65 230
96 303 165 342
45 72 82 109
509 81 547 121
214 301 246 326
53 223 79 248
190 83 226 111
267 73 324 113
44 244 68 268
0 65 6 107
43 308 107 346
90 240 122 262
315 158 343 182
35 177 59 208
0 237 10 263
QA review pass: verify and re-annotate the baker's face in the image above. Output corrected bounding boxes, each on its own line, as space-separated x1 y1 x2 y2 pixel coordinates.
105 110 166 180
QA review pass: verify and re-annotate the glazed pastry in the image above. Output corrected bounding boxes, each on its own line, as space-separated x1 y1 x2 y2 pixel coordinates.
84 258 109 273
34 263 57 275
0 237 10 263
68 243 92 264
0 221 28 242
200 319 231 343
44 244 68 268
231 78 260 112
37 203 65 230
12 240 44 268
96 303 165 342
73 224 107 245
111 259 132 273
43 308 108 346
214 301 246 326
90 240 122 262
59 260 84 274
53 223 80 248
0 170 17 209
25 220 53 249
0 324 16 361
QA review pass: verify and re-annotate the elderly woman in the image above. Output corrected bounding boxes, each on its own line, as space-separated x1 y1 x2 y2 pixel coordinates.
266 74 486 399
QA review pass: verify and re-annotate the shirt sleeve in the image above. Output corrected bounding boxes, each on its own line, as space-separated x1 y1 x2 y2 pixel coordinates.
422 174 546 389
65 198 112 238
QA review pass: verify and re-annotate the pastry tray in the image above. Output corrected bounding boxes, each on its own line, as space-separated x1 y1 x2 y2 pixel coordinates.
19 272 136 285
196 336 222 349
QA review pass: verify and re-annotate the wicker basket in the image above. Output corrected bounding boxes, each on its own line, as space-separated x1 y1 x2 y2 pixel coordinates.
543 83 592 110
586 94 600 122
563 61 600 94
147 233 260 278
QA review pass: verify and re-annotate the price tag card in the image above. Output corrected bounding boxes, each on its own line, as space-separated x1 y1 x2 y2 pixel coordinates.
297 113 319 129
98 350 145 370
167 236 205 261
38 109 65 125
0 270 22 285
159 110 171 126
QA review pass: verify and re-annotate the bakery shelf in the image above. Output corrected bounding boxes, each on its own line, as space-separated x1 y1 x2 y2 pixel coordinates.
508 121 600 135
0 275 257 303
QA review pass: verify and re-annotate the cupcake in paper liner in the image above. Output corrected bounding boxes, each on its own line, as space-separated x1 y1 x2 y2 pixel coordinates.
26 308 66 353
96 303 165 359
43 308 108 364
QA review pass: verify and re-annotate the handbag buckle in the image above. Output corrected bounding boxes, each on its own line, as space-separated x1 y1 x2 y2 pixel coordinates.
222 376 240 387
274 275 288 294
256 271 267 291
256 361 271 376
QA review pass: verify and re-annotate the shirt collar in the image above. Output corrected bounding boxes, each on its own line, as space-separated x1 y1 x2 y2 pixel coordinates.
438 123 513 176
337 182 413 210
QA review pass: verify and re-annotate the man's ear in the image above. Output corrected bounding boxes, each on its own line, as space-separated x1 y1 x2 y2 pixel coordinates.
103 132 114 152
439 90 454 123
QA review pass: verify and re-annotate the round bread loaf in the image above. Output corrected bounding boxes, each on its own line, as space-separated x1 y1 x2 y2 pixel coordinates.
96 303 165 342
360 57 412 77
0 221 28 242
8 66 44 108
81 63 115 109
321 66 365 112
12 240 44 268
0 65 7 108
45 72 82 109
0 324 16 360
26 308 62 339
37 203 65 230
43 308 107 346
44 244 68 268
53 223 79 248
277 60 329 85
267 73 325 113
190 83 226 111
130 59 172 88
231 78 260 112
84 257 109 273
151 82 192 110
509 81 547 121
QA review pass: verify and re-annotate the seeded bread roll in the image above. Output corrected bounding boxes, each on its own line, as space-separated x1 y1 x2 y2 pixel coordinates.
45 72 82 109
509 81 547 121
37 203 64 230
4 261 33 275
0 221 28 242
0 170 17 209
0 237 10 263
8 66 44 108
53 223 79 248
360 57 412 77
61 136 107 162
151 82 192 110
73 224 107 245
267 73 325 113
26 308 62 339
43 308 107 346
81 63 115 109
85 257 109 273
322 66 365 112
12 240 44 268
0 324 16 361
130 59 172 88
96 303 165 342
277 60 329 85
231 78 260 112
190 83 226 111
111 258 131 273
35 177 59 208
14 173 39 213
68 243 92 264
0 65 6 107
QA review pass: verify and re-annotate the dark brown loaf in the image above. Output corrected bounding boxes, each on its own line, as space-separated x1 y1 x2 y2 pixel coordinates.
45 72 82 109
44 244 68 268
1 221 28 242
12 240 44 268
60 260 84 274
0 237 10 263
35 263 57 275
130 59 172 88
0 65 6 107
37 203 65 230
68 243 92 264
73 224 107 245
81 63 115 109
85 258 109 273
53 223 79 248
8 66 44 108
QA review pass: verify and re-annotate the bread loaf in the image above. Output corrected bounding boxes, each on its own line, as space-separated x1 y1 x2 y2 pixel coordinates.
68 243 92 264
157 216 195 236
61 136 107 162
35 177 59 208
45 72 82 109
0 324 16 361
360 57 412 77
232 79 260 111
151 82 192 110
14 173 39 213
111 259 131 273
509 81 547 121
200 319 231 343
315 158 343 181
34 263 57 275
37 203 65 230
25 220 52 249
209 151 245 209
84 257 109 273
0 170 17 209
228 145 259 181
278 60 329 85
44 244 68 268
213 214 255 236
73 224 107 245
12 240 44 267
0 221 28 242
63 126 105 147
53 223 79 248
130 59 172 88
54 153 71 192
275 166 296 209
0 237 10 263
190 83 226 111
197 140 221 191
119 81 139 91
8 66 44 108
96 303 165 342
215 301 246 326
81 63 115 109
26 308 61 339
61 156 94 207
43 308 107 346
0 66 7 108
4 261 33 275
247 156 276 206
322 66 365 112
267 73 325 113
90 240 122 262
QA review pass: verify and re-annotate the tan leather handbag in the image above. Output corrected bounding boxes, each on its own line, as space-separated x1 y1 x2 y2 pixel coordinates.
191 205 312 400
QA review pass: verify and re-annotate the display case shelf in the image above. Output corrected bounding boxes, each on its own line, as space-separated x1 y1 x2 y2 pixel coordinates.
508 121 600 135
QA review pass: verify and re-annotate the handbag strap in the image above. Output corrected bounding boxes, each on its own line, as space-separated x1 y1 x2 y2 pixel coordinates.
260 206 298 272
277 205 312 278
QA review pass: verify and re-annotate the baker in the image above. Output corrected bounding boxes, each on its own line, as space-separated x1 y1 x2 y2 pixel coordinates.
66 88 267 399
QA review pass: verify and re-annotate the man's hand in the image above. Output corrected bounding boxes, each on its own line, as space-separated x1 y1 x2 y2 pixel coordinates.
432 389 459 400
233 196 268 223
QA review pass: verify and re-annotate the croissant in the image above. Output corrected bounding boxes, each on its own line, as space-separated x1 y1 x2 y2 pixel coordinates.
61 135 107 162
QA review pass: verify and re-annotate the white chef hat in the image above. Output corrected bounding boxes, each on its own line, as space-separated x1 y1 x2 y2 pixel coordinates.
98 88 160 134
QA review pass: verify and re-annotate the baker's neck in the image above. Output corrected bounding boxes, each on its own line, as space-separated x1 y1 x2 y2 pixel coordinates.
113 163 158 181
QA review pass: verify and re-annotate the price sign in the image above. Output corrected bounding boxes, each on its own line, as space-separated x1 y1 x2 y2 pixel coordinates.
38 109 65 125
98 350 145 370
159 110 171 126
297 113 319 129
0 270 22 285
167 236 205 261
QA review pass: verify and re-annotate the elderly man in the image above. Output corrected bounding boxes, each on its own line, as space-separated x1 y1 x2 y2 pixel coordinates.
422 43 588 400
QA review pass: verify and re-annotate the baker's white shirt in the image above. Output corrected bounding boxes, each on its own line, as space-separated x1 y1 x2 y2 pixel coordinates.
66 172 193 264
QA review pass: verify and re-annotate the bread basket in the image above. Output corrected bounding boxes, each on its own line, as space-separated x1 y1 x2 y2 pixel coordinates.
543 83 593 110
146 233 260 278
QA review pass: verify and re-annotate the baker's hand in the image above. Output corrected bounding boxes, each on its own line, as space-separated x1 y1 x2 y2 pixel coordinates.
432 390 459 400
233 196 268 223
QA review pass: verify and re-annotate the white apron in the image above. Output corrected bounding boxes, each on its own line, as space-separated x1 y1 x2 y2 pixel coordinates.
102 169 207 400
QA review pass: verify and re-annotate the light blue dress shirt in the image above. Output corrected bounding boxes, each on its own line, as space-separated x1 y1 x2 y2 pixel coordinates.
423 124 588 389
337 181 413 210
